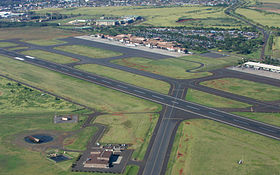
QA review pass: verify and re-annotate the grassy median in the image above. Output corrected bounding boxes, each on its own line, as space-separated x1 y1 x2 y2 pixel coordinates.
166 119 280 175
201 78 280 101
75 64 170 94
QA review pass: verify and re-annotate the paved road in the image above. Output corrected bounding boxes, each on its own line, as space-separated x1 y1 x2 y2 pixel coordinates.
1 48 280 141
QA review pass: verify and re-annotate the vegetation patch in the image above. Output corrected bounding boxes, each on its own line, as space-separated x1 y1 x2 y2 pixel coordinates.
21 50 79 64
0 55 160 113
93 113 159 160
75 64 170 94
8 47 29 51
166 119 280 175
112 57 211 79
201 78 280 101
55 45 123 58
63 126 98 151
186 89 251 108
24 39 66 46
272 36 280 59
0 42 18 47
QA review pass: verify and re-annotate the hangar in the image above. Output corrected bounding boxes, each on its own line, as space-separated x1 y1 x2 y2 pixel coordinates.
243 62 280 73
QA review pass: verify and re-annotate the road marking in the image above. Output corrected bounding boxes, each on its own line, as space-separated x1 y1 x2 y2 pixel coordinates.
61 68 69 71
117 85 128 89
134 90 145 94
260 127 276 133
102 80 112 84
49 65 57 68
152 95 164 100
25 55 35 59
14 57 24 61
74 72 82 75
171 101 179 104
209 112 224 117
87 75 96 80
186 105 199 110
233 119 249 125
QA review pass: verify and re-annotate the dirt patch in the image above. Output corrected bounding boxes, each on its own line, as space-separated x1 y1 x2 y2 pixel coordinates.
176 18 200 23
0 91 2 96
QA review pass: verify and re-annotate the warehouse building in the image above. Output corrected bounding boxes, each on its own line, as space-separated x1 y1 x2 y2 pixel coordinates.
243 62 280 73
84 149 112 168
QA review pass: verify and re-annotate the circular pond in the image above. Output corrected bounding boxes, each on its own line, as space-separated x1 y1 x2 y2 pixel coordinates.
24 134 53 144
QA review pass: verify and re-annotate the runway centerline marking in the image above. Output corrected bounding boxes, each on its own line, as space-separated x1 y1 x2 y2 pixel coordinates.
102 80 112 84
233 119 249 125
186 105 199 110
152 95 164 100
134 90 145 94
260 127 276 133
171 101 179 104
87 75 96 79
209 112 224 117
117 85 128 89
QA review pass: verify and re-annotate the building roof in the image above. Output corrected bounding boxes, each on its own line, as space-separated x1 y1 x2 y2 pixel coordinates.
85 150 112 165
244 62 280 71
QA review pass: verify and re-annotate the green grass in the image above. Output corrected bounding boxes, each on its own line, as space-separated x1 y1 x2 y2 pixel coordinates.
24 39 66 46
0 42 18 47
0 76 82 115
93 113 159 160
236 8 280 27
36 6 243 28
166 119 280 175
63 126 98 151
8 47 29 51
186 88 251 108
201 78 280 101
112 57 212 79
21 50 79 64
272 36 280 58
0 55 161 113
75 64 170 94
233 112 280 127
55 45 123 58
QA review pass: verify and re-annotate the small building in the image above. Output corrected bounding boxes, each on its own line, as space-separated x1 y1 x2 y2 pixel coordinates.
84 150 113 169
95 20 118 26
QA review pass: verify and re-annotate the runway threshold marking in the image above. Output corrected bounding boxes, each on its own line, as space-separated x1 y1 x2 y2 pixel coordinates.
134 90 145 94
186 105 199 110
209 112 224 117
233 119 249 125
152 95 164 100
87 75 96 80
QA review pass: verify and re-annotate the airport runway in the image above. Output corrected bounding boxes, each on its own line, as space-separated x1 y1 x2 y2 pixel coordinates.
1 48 279 140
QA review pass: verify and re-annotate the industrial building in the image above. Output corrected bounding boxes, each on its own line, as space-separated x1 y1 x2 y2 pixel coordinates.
84 149 113 169
243 62 280 73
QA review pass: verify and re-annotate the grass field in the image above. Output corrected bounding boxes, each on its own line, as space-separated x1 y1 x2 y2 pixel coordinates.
0 42 18 47
63 126 98 151
186 89 251 108
8 47 29 51
21 50 79 64
112 57 212 79
0 55 161 113
0 27 80 40
36 6 243 28
272 36 280 58
233 112 280 127
24 39 66 46
0 76 82 115
166 119 280 175
236 8 280 27
55 45 123 58
93 113 159 160
201 78 280 101
75 64 170 94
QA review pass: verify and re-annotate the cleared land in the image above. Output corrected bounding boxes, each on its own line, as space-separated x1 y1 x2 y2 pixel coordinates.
55 45 123 58
0 55 161 113
166 119 280 175
75 64 170 94
201 78 280 101
0 42 18 47
233 112 280 127
37 6 243 28
272 36 280 58
21 50 79 64
0 27 80 40
112 57 212 79
24 39 66 46
236 8 280 27
0 76 82 115
93 113 159 160
63 126 98 151
186 89 251 108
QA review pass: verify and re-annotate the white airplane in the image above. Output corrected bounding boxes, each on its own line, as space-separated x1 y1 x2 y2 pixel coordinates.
25 55 35 59
14 57 25 61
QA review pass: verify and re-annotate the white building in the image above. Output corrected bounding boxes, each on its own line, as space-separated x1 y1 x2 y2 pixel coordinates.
243 62 280 73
